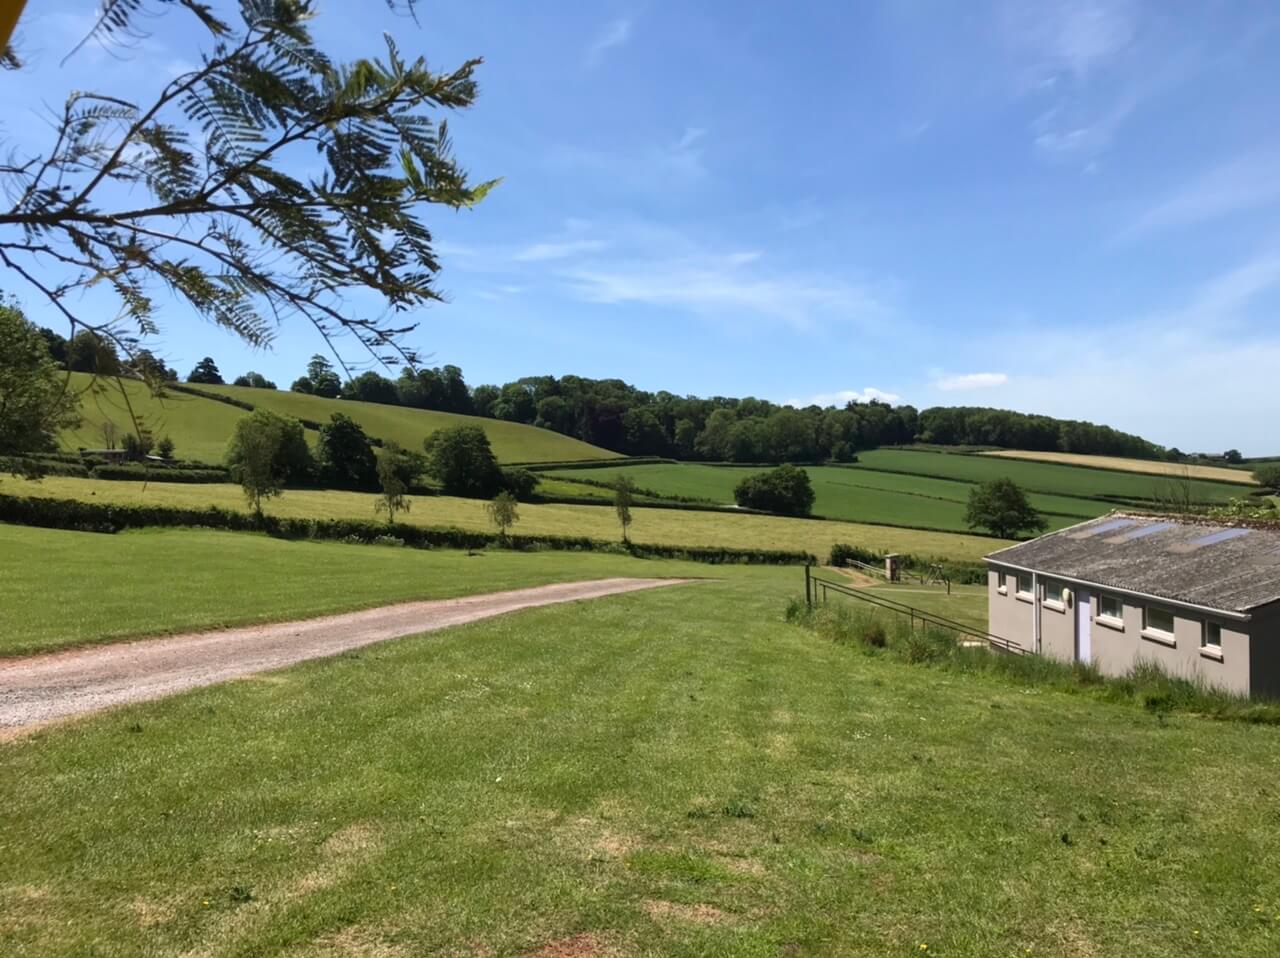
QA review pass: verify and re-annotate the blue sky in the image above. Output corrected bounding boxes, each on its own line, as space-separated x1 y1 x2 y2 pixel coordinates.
5 1 1280 453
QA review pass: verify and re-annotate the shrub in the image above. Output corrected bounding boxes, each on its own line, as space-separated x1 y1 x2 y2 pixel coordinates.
1251 464 1280 495
733 464 815 516
155 436 175 459
500 467 540 500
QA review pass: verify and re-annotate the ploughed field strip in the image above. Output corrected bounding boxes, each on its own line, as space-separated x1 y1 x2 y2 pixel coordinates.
0 578 693 734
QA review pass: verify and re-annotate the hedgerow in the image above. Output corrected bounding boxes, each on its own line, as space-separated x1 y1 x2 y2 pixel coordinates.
0 493 813 565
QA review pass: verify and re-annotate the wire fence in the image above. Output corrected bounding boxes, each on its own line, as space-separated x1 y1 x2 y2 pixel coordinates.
804 566 1026 655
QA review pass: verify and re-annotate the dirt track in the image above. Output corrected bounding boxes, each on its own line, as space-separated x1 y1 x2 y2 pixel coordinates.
0 577 693 737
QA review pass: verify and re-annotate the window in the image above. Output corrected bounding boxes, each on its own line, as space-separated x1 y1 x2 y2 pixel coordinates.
997 572 1008 594
1202 622 1222 650
1043 581 1066 608
1143 606 1175 638
1098 594 1123 624
1016 572 1033 598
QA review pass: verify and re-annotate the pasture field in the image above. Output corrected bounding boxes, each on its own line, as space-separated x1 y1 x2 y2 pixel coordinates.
3 550 1279 956
197 383 618 464
1 475 1009 561
53 373 617 466
546 462 1106 532
0 525 710 657
853 448 1249 503
57 373 246 465
981 449 1257 484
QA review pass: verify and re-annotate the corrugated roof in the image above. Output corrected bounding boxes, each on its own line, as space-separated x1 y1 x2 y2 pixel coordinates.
986 514 1280 614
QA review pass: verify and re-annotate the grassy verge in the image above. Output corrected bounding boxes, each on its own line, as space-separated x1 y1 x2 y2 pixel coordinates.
3 563 1280 955
790 595 1280 723
1 474 1008 561
0 525 713 657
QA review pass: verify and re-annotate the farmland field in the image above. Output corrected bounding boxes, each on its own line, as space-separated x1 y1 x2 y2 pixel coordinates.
981 449 1257 484
196 383 619 464
54 374 618 466
0 475 1009 561
853 448 1250 503
3 542 1279 956
57 374 248 465
546 462 1107 532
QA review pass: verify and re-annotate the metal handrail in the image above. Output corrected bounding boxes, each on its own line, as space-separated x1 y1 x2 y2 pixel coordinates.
805 566 1025 655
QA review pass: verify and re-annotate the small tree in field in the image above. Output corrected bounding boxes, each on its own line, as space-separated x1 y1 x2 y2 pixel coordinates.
225 412 288 517
375 441 416 524
614 476 636 543
965 478 1047 539
1254 464 1280 496
486 491 519 540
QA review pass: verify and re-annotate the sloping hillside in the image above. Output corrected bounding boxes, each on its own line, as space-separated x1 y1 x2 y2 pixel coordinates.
195 384 619 464
56 374 619 465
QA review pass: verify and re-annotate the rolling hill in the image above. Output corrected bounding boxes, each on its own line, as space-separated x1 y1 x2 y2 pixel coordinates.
56 374 619 465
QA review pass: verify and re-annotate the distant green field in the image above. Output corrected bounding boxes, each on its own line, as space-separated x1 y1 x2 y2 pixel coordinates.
546 462 1107 533
2 475 1009 562
54 373 618 466
197 384 618 465
853 448 1249 503
58 374 246 465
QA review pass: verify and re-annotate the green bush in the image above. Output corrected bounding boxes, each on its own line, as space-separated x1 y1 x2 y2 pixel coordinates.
733 464 815 516
500 467 540 500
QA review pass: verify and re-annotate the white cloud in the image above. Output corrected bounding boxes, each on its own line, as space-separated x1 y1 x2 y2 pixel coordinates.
934 372 1010 391
784 388 902 408
1124 149 1280 236
562 251 881 330
513 239 608 262
546 126 709 190
585 18 632 67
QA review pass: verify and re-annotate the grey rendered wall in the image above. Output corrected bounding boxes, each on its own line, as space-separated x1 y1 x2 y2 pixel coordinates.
987 566 1034 652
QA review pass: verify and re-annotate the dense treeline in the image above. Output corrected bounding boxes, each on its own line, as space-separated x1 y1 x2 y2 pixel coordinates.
34 328 1168 462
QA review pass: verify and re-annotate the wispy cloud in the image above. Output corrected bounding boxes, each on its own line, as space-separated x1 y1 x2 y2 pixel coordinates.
585 18 631 68
934 372 1009 391
514 239 608 262
546 126 709 190
784 388 901 408
1124 149 1280 236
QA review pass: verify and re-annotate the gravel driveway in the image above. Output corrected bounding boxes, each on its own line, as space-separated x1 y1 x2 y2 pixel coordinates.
0 577 694 737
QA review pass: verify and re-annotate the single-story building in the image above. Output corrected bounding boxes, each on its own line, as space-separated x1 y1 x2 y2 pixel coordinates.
985 514 1280 698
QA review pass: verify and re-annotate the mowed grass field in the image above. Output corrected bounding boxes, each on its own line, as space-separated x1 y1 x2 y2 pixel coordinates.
197 383 619 464
0 524 711 657
1 475 1009 561
981 449 1258 484
55 373 618 466
3 532 1279 956
547 463 1107 532
854 448 1251 503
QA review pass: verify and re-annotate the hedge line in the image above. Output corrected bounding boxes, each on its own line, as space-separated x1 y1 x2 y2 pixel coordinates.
0 493 814 565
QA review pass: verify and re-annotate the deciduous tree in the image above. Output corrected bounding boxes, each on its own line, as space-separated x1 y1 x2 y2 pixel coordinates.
0 298 81 455
422 425 502 498
486 490 519 540
374 441 415 523
965 478 1047 539
317 413 377 489
614 475 635 543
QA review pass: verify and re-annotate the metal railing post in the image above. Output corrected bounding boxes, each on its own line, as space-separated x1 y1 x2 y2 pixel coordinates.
805 563 812 608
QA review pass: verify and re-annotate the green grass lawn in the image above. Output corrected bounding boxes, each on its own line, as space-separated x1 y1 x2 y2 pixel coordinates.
547 463 1107 532
854 448 1250 504
0 524 713 657
2 474 1009 562
3 548 1279 956
196 383 619 464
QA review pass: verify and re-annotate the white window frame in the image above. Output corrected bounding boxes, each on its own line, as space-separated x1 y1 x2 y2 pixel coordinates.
997 571 1008 595
1042 580 1067 612
1201 621 1224 661
1015 572 1034 601
1097 593 1124 630
1141 605 1176 646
